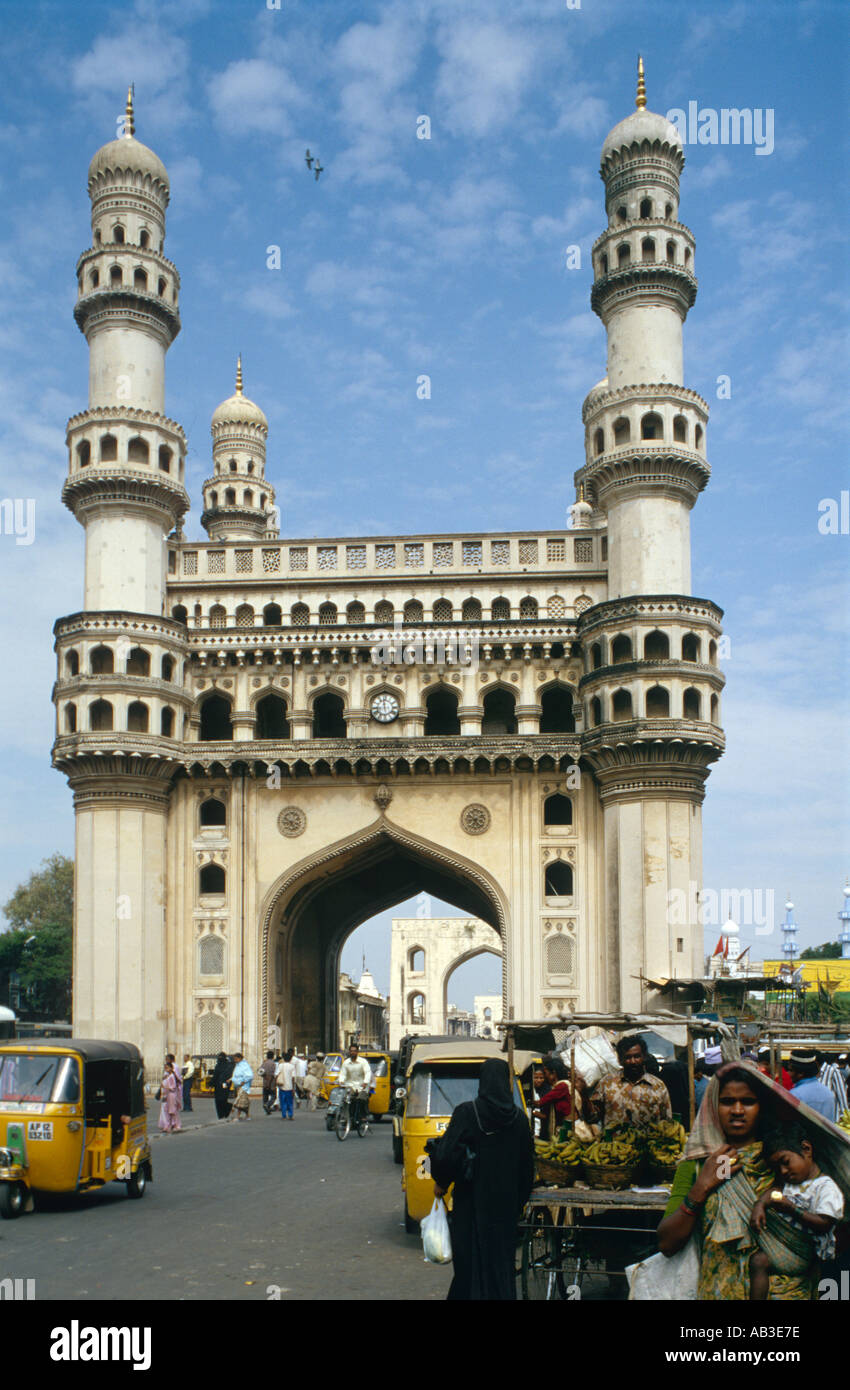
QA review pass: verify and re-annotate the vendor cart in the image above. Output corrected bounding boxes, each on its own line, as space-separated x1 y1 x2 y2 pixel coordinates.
503 1012 739 1300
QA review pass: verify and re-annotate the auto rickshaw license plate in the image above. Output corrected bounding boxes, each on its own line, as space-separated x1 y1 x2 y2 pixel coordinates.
27 1121 53 1140
435 1121 448 1132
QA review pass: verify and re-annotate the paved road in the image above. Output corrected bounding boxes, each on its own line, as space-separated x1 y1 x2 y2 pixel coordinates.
0 1100 453 1301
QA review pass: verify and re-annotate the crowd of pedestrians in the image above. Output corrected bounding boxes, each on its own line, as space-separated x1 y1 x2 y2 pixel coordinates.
158 1048 331 1126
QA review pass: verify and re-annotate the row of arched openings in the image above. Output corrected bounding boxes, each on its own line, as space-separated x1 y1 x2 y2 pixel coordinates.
199 685 577 741
172 597 567 629
65 647 179 680
589 688 717 723
75 436 175 472
592 413 703 454
66 700 176 736
590 632 715 666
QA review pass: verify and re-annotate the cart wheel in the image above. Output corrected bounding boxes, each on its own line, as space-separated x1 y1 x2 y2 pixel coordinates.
520 1208 565 1301
126 1165 147 1199
404 1198 418 1235
0 1182 26 1220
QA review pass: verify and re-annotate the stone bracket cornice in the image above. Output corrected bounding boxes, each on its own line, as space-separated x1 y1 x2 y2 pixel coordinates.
579 660 726 693
74 289 180 344
582 382 709 424
66 406 187 445
577 594 724 633
592 218 695 255
54 611 189 642
591 265 697 319
575 448 710 505
62 468 190 523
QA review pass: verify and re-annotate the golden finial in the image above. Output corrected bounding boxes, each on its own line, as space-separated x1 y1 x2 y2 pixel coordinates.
235 355 243 396
125 84 135 138
636 55 646 110
578 481 586 503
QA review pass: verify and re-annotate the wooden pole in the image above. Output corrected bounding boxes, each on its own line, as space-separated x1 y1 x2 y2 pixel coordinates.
570 1037 577 1129
687 1028 695 1129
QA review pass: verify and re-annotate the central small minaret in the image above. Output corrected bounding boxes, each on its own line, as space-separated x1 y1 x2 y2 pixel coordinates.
202 358 278 540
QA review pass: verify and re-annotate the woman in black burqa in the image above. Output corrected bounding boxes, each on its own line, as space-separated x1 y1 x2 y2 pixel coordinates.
429 1058 535 1300
212 1051 234 1119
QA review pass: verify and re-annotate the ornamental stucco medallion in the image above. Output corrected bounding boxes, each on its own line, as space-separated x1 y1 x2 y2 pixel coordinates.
277 806 306 838
461 803 490 835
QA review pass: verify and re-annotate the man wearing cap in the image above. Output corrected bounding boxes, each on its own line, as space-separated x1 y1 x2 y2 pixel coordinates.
787 1050 838 1121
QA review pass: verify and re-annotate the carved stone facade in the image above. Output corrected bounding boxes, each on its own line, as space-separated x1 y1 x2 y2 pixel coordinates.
388 918 502 1051
54 81 725 1066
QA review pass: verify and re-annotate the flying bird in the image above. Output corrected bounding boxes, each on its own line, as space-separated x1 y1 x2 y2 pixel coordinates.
305 149 313 169
314 161 323 181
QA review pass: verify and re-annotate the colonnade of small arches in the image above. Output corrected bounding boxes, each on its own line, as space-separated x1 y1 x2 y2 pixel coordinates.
171 594 585 629
73 432 177 473
590 411 704 456
587 686 719 725
587 629 717 668
59 642 188 738
197 682 577 741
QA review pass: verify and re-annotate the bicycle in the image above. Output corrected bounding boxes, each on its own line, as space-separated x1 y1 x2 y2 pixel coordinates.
335 1086 370 1141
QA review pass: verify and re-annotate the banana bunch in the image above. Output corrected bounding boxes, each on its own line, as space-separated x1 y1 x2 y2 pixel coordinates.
583 1130 642 1167
535 1137 584 1166
644 1119 687 1165
838 1109 850 1133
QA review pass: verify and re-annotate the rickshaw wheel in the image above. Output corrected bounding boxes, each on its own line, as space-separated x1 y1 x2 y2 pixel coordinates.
520 1208 565 1301
0 1182 25 1219
126 1165 147 1199
403 1198 418 1235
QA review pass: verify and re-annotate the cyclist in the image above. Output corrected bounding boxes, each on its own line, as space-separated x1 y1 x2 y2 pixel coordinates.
337 1043 372 1128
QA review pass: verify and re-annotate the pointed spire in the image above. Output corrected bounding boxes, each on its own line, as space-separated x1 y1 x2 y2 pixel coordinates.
636 55 646 110
235 354 243 396
578 481 586 504
124 84 135 138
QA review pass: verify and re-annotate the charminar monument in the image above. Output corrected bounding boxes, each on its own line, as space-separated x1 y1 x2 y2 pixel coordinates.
53 64 724 1066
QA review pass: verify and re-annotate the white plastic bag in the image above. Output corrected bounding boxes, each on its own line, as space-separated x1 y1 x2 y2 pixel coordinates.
558 1026 620 1089
421 1198 453 1265
626 1236 700 1300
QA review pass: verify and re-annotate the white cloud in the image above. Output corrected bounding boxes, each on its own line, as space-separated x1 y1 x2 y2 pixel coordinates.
435 21 537 138
208 59 304 136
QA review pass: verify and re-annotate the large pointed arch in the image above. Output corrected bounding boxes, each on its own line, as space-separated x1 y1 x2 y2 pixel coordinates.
259 817 510 1048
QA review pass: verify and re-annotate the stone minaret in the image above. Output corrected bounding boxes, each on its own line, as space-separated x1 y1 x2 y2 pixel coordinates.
201 358 278 541
577 61 725 1008
55 90 189 1055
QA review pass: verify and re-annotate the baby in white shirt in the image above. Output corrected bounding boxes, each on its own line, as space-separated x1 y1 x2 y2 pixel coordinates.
749 1123 844 1300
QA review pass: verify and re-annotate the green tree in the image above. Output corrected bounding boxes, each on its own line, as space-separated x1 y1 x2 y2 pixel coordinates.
1 854 73 1018
800 942 842 960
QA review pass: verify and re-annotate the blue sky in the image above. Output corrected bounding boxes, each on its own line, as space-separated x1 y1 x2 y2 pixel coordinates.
0 0 847 1005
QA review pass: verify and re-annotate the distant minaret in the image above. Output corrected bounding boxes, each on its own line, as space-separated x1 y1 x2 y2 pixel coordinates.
781 897 799 962
838 883 850 960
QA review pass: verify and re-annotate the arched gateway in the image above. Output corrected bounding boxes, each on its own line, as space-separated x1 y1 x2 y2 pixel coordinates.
260 819 509 1051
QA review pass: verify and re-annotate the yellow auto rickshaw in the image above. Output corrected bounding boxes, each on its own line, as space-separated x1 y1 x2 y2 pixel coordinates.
319 1053 343 1103
399 1041 534 1232
0 1039 151 1218
363 1052 392 1120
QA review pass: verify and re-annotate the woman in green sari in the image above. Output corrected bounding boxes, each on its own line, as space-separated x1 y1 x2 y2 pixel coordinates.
657 1062 850 1300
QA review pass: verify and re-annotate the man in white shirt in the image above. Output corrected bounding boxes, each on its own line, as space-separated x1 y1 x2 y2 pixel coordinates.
337 1044 372 1127
275 1050 297 1121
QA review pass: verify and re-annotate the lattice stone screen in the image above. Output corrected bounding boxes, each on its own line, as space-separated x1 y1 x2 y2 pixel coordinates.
262 548 281 572
519 539 538 564
376 545 396 569
183 551 198 575
289 547 308 570
574 539 593 563
547 539 566 563
546 932 575 978
491 541 510 565
198 1012 224 1054
462 541 483 565
548 596 566 619
433 599 453 621
199 935 225 975
346 545 366 569
434 542 453 566
317 547 338 571
404 544 424 568
208 551 225 574
235 550 253 573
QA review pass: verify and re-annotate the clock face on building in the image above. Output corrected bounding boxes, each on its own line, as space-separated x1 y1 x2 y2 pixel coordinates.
370 692 400 723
